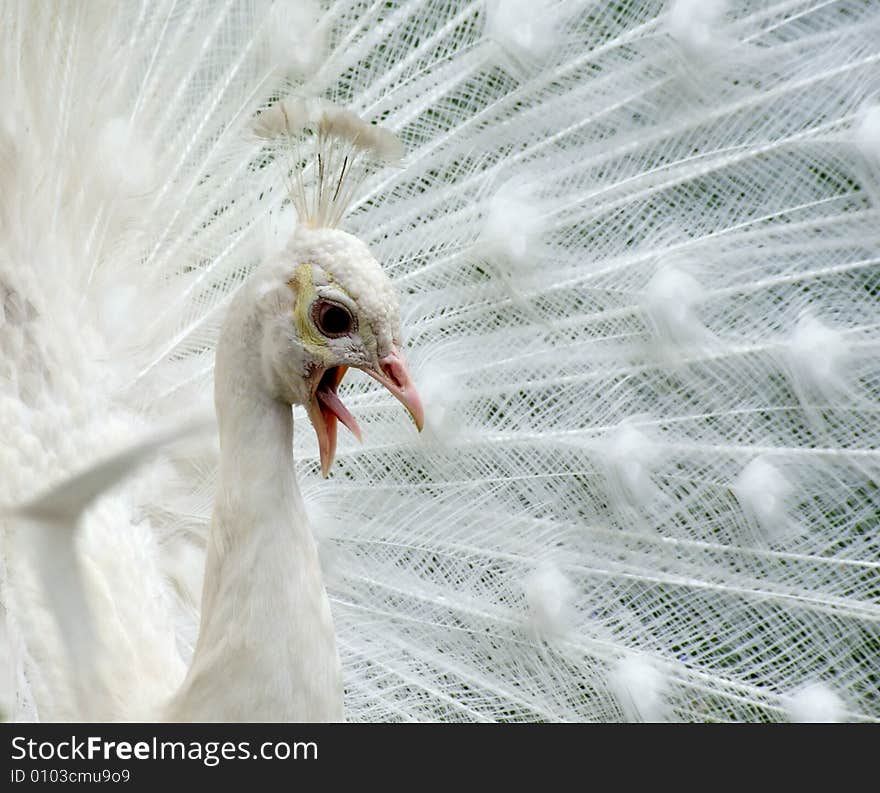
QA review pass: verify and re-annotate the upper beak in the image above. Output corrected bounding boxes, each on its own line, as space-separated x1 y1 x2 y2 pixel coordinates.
307 346 424 478
362 348 425 433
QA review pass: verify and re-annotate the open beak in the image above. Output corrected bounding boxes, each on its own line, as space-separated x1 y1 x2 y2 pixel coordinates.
307 346 424 478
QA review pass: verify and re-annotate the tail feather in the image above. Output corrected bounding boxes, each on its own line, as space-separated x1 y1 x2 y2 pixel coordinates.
4 415 212 721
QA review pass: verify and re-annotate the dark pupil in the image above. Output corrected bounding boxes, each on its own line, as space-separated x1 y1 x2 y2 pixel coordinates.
320 304 351 335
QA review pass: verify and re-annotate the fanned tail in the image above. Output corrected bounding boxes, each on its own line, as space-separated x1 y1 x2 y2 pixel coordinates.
0 0 284 721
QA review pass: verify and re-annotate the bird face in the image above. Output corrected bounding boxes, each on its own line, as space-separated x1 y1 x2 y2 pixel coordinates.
257 226 423 476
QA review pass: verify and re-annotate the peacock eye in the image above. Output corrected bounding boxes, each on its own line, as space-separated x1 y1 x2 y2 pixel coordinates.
312 300 355 338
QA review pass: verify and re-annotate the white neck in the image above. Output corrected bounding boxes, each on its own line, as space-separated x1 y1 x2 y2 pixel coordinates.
166 286 343 722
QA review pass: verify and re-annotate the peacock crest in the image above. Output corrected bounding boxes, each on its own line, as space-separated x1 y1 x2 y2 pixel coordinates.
254 98 403 229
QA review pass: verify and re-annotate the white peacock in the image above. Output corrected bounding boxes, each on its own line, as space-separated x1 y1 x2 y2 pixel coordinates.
2 0 879 724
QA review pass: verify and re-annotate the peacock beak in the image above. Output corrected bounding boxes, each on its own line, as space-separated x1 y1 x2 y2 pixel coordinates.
361 347 425 433
307 348 423 478
307 365 360 478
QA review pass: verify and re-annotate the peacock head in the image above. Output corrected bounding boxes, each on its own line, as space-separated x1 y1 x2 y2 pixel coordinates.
248 98 424 475
255 224 423 476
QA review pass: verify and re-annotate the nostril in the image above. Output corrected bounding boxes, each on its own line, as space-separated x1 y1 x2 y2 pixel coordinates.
379 352 408 390
371 349 424 432
381 361 404 390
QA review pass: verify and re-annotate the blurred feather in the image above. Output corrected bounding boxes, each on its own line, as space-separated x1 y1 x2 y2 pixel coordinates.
12 415 213 525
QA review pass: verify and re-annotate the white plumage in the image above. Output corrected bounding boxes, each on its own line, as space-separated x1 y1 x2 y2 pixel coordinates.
1 0 879 723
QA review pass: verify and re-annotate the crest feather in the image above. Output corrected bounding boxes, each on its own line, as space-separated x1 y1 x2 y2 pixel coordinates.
255 98 403 229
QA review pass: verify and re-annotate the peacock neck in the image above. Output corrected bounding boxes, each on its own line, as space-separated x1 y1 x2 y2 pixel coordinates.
166 287 343 722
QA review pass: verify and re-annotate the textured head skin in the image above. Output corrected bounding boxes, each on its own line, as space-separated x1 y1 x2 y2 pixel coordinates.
255 226 401 403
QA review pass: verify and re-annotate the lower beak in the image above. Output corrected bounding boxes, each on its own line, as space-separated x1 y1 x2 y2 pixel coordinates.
308 347 424 478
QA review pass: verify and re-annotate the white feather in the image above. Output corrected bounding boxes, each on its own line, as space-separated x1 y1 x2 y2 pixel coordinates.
485 0 563 69
610 655 670 723
855 103 880 163
524 562 575 638
266 0 326 80
733 456 795 542
668 0 731 61
785 682 846 724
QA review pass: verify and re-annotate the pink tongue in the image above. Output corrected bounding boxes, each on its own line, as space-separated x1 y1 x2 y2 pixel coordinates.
317 387 363 441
